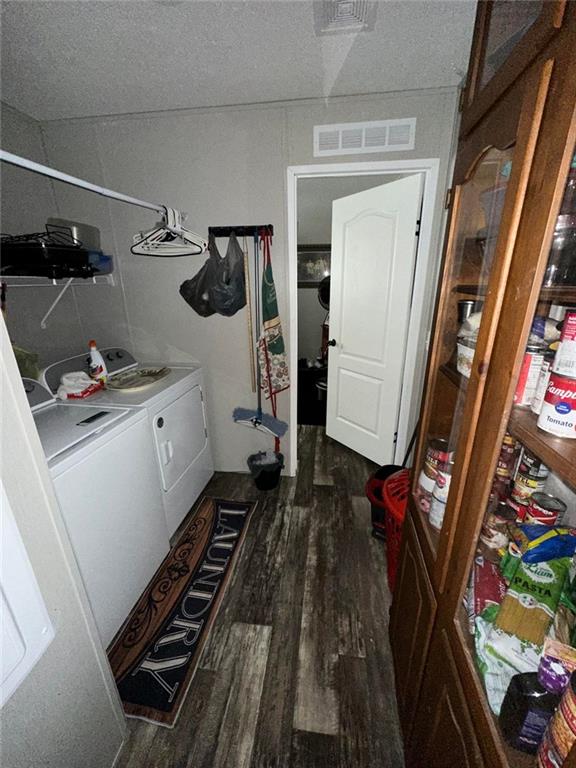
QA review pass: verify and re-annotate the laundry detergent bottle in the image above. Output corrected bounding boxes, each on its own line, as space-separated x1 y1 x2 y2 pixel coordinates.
88 339 108 382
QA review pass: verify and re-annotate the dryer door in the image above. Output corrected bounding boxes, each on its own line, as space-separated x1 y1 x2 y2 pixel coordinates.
153 385 208 492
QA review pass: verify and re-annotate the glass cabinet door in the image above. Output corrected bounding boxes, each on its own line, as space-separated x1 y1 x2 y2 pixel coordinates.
463 1 566 133
413 146 513 552
479 1 544 89
461 145 576 766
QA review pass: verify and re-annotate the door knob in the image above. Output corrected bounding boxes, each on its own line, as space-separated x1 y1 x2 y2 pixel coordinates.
327 339 337 347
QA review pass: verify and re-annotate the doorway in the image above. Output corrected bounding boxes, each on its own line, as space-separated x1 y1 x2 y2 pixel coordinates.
287 159 441 476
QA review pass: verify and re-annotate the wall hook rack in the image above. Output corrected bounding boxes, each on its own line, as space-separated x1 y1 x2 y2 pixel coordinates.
208 225 274 238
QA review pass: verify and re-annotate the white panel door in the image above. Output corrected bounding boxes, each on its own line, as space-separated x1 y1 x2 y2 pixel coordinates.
326 174 422 464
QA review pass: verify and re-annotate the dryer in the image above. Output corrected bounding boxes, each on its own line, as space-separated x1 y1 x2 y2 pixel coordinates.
42 349 214 537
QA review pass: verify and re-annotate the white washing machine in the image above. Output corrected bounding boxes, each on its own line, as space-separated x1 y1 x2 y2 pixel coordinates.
41 348 214 537
23 378 170 647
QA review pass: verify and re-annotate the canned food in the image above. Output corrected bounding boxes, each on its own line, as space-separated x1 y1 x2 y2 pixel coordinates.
539 673 576 763
553 311 576 377
479 512 510 550
429 461 453 531
511 472 548 507
515 447 550 480
525 493 567 526
531 357 554 416
495 432 519 480
515 344 547 407
537 372 576 439
416 439 452 514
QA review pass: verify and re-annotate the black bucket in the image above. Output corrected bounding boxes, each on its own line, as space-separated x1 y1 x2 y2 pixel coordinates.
247 451 284 491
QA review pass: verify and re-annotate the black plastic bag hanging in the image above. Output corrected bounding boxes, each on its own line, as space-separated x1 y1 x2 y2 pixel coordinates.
179 241 219 317
179 232 246 318
208 232 246 317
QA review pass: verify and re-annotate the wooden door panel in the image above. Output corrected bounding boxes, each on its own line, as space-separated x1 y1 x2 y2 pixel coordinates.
389 513 437 741
407 628 484 768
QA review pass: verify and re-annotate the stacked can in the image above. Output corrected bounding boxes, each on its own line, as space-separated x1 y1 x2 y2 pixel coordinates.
538 311 576 439
489 432 520 506
538 671 576 767
515 343 547 407
415 439 452 515
508 447 549 517
429 460 454 531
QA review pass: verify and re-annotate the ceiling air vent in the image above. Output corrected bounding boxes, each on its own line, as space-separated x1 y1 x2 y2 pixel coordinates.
313 119 416 157
314 1 377 35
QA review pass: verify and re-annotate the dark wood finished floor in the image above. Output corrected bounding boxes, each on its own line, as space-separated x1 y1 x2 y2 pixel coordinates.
115 426 404 768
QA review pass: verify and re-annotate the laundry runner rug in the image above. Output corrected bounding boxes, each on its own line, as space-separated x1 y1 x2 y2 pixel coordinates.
108 496 256 727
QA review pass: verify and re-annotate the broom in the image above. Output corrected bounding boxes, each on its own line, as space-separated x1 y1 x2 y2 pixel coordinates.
233 233 288 438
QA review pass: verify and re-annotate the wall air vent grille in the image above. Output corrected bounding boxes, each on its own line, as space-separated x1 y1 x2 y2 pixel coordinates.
313 119 416 157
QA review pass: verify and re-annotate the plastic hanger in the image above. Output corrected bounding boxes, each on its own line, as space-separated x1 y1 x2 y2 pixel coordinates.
131 207 207 257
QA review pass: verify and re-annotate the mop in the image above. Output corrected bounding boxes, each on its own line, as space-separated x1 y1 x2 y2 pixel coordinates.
233 232 288 438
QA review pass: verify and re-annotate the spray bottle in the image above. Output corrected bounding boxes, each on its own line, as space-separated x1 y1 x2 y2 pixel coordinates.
88 339 108 382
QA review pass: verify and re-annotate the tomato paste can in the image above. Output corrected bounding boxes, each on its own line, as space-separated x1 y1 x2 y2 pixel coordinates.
525 492 567 526
429 461 453 530
537 372 576 439
514 344 546 407
539 672 576 764
553 310 576 377
415 439 452 514
531 356 555 415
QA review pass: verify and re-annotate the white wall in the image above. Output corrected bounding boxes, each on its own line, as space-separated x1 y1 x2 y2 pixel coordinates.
38 88 459 471
0 318 125 768
0 106 132 367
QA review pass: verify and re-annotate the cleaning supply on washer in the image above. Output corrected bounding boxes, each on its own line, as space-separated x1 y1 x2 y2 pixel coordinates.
88 339 108 382
57 372 104 400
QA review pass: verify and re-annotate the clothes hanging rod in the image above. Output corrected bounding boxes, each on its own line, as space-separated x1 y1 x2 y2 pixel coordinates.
208 225 273 238
0 150 164 215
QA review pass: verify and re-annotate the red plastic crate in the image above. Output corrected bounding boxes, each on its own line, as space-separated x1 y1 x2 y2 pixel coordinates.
382 469 410 592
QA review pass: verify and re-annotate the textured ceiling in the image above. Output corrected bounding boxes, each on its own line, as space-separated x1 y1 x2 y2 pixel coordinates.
0 1 476 121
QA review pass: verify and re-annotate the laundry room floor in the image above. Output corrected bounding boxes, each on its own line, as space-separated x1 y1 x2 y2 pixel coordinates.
114 426 404 768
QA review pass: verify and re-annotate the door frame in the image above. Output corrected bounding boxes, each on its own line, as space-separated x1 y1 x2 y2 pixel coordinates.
287 158 440 476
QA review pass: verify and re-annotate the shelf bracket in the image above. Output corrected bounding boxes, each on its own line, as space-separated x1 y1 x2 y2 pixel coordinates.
40 277 74 330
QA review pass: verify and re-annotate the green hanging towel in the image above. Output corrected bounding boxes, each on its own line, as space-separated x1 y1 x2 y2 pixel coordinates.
258 231 289 399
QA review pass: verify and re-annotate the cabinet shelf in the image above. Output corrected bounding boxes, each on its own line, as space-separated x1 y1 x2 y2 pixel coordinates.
440 361 468 389
454 283 576 303
508 408 576 490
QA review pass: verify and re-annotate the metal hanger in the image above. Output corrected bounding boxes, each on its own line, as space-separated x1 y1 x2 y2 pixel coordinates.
131 207 207 257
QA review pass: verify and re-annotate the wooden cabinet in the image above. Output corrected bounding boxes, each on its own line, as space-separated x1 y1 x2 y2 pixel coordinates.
390 4 576 767
462 0 567 135
406 628 484 768
389 514 436 742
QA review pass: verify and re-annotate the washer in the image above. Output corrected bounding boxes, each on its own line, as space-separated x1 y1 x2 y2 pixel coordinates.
23 378 170 647
41 348 214 537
